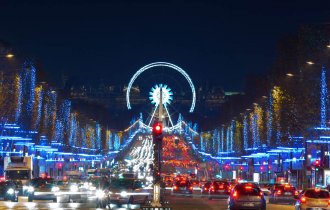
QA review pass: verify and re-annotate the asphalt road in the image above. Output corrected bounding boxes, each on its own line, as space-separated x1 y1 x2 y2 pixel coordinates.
0 195 296 210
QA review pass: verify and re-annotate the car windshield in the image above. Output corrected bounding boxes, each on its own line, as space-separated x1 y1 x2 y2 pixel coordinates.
236 184 260 196
5 170 30 180
305 190 329 198
110 179 134 189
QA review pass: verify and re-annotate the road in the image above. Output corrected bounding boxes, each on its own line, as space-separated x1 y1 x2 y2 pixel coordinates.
0 195 296 210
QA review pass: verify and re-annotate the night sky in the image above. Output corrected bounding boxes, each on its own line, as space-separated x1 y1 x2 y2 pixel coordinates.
0 0 329 91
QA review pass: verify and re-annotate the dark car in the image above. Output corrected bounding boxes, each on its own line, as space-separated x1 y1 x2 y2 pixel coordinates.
0 181 19 201
27 178 58 202
228 182 266 210
201 181 212 195
172 180 193 195
273 184 298 198
209 180 231 199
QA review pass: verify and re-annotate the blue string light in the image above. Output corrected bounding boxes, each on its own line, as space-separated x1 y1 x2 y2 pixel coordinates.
320 66 327 128
243 115 248 150
267 91 273 146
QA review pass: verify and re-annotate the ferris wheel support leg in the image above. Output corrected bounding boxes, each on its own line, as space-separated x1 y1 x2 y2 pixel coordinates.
148 104 159 127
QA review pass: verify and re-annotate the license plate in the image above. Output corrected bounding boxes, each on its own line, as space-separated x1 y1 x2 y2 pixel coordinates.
284 192 292 195
180 187 186 190
242 203 254 207
218 190 224 192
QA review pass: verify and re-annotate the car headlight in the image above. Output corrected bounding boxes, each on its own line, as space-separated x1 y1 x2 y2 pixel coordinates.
89 186 96 191
28 186 34 192
51 186 60 192
120 191 127 197
83 182 89 188
70 185 78 192
96 190 105 198
7 188 14 195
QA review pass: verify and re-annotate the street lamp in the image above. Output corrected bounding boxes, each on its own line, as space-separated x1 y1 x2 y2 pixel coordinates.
306 61 315 65
286 73 294 77
5 53 14 58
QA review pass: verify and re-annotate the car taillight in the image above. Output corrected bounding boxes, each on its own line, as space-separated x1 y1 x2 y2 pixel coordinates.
328 199 330 205
259 191 264 198
277 190 282 195
219 185 224 189
294 190 298 196
301 197 306 203
211 186 215 191
189 186 193 190
173 186 178 190
204 187 208 191
233 191 238 198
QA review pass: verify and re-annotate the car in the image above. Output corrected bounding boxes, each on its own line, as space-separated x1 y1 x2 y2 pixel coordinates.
201 181 212 195
0 181 19 201
274 183 298 198
27 178 59 202
260 188 271 204
190 179 201 190
228 182 266 210
102 179 150 208
172 180 193 195
209 180 231 199
295 188 330 210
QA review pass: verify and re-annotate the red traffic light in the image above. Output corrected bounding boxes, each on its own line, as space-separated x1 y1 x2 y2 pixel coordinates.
314 160 320 166
152 122 163 135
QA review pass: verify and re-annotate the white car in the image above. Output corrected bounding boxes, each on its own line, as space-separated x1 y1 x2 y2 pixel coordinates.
104 179 151 207
260 188 271 204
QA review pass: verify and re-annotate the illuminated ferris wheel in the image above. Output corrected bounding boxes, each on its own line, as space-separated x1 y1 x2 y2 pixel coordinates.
126 62 196 129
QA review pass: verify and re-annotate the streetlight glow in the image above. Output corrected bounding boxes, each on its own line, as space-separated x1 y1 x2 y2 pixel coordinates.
286 73 294 77
306 61 315 65
5 53 14 58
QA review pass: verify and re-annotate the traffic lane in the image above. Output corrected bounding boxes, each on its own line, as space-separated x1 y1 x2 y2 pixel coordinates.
0 201 103 210
167 195 295 210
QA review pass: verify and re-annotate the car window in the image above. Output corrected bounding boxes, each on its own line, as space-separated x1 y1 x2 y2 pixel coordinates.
305 190 329 198
133 181 143 188
110 179 134 189
236 185 260 196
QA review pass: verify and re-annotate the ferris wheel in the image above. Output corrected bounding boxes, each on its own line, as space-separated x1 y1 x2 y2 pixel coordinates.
126 62 196 129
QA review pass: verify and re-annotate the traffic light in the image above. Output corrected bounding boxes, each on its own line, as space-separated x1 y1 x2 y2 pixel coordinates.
152 122 163 142
314 159 320 171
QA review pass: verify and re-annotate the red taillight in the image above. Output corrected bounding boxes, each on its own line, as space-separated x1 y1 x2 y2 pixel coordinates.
294 190 299 196
328 199 330 205
259 191 264 198
245 186 252 189
219 185 224 189
211 186 215 191
277 190 282 195
189 186 193 190
204 187 208 191
173 186 178 190
301 197 306 203
233 191 238 198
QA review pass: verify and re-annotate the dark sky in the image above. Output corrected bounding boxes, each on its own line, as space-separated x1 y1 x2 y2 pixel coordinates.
0 0 329 91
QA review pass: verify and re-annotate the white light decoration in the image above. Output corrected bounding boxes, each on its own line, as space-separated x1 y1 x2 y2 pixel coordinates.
126 62 196 113
149 84 173 106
